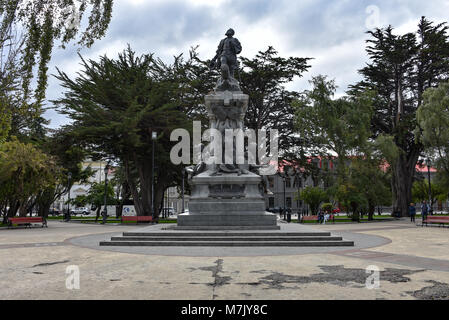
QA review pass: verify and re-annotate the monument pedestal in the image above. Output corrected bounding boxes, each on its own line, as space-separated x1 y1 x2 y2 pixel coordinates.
177 171 278 229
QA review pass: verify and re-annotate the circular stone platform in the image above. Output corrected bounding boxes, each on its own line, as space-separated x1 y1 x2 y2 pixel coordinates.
65 223 391 257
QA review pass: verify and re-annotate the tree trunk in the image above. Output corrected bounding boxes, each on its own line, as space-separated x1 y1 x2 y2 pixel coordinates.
38 202 51 219
392 149 420 217
351 202 359 222
95 207 101 222
7 200 20 217
368 203 375 221
115 204 123 218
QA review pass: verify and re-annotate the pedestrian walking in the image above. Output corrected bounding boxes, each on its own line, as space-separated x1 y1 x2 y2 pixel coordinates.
409 203 416 223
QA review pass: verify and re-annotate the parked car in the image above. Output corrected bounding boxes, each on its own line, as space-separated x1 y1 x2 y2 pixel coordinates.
70 207 90 215
332 208 341 214
49 209 62 216
268 207 291 214
162 207 175 216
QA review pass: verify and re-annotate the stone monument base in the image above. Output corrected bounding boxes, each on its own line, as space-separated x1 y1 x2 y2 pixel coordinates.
177 171 278 229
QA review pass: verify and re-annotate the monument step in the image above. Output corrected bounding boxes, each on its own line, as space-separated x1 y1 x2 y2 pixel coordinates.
111 236 344 241
100 240 355 247
171 226 280 230
123 232 332 237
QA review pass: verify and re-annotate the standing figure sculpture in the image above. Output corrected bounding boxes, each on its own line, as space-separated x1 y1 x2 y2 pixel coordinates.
176 28 279 230
210 28 242 91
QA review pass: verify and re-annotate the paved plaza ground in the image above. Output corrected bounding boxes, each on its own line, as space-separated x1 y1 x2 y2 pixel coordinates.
0 219 448 300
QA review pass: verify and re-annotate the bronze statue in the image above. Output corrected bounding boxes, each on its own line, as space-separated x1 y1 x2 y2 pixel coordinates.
210 28 242 91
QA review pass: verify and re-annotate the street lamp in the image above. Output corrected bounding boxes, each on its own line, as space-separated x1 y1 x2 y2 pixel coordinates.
151 131 157 218
66 172 72 221
426 158 433 216
181 167 186 214
295 171 302 222
102 163 109 224
278 173 286 220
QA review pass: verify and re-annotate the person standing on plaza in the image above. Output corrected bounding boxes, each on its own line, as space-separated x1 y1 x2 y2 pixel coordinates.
421 200 428 223
409 203 416 223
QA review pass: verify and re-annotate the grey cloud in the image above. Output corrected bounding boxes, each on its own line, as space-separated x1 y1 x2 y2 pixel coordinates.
43 0 449 128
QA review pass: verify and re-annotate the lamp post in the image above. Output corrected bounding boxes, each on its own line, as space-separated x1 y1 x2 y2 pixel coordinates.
181 167 186 214
296 172 302 222
66 172 72 222
426 158 433 216
151 131 157 218
102 163 109 224
282 175 286 220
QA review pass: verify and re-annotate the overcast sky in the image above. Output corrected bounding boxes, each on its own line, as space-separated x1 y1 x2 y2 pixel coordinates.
44 0 449 128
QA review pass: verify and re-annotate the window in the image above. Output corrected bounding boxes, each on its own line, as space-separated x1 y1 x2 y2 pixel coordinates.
285 178 291 188
293 178 302 188
269 197 275 208
286 197 292 208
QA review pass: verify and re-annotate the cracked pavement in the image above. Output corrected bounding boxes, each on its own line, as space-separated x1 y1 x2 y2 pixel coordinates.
1 219 449 300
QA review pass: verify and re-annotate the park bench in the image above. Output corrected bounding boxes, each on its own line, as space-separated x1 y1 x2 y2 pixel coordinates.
121 216 154 224
422 216 449 228
8 217 47 228
300 215 335 224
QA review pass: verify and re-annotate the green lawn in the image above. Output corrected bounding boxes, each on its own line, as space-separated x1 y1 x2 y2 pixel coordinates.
49 216 178 224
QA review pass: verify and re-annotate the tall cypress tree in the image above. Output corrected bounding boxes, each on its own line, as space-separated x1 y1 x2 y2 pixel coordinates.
54 46 200 218
349 17 449 216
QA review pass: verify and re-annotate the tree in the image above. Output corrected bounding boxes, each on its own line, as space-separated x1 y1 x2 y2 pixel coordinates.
83 181 115 221
32 126 93 218
416 81 449 189
349 17 449 217
412 179 448 205
110 164 131 218
0 138 60 221
0 0 113 105
239 46 311 155
293 76 373 180
0 19 24 141
345 157 391 220
297 186 328 215
54 46 196 219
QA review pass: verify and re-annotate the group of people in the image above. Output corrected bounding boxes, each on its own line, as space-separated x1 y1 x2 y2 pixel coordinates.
409 200 431 223
317 210 331 224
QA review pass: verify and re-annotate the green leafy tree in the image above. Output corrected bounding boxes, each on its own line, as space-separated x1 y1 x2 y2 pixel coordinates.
0 138 60 221
71 194 88 208
346 157 392 220
412 180 448 204
0 0 113 105
110 164 131 218
335 182 366 222
297 186 328 215
84 181 115 221
349 17 449 217
416 81 449 190
239 46 311 156
34 126 93 217
293 76 373 181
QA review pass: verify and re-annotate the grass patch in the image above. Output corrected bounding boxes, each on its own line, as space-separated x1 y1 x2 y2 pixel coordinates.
291 215 396 224
69 217 178 224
